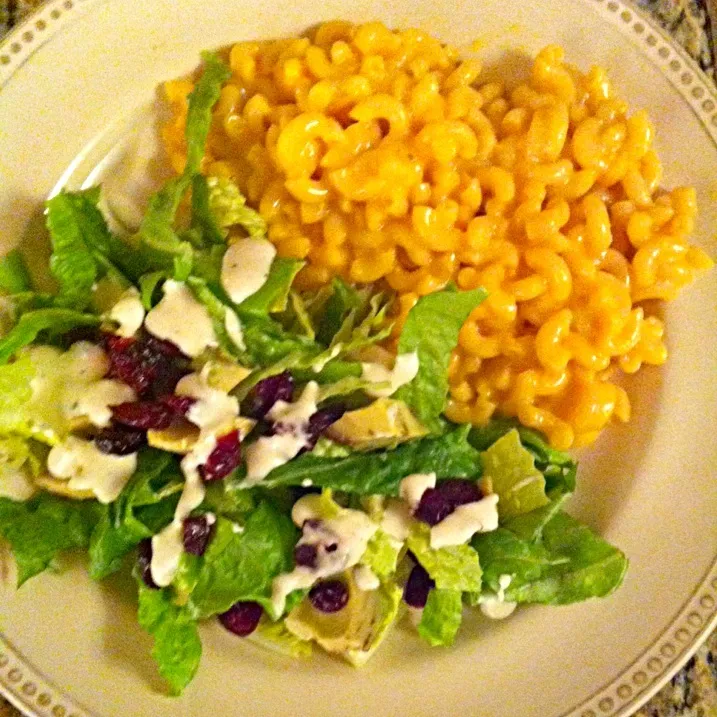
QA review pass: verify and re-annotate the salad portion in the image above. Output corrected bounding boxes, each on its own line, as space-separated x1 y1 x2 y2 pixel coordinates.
0 54 626 695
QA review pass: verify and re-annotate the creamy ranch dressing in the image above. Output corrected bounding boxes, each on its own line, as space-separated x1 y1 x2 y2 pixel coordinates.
353 564 380 592
380 499 414 542
65 379 136 428
221 237 276 305
47 436 137 503
150 370 240 587
360 351 420 397
144 280 217 358
480 574 517 620
108 287 145 338
399 472 436 509
243 382 320 485
224 308 246 351
429 493 500 549
270 495 378 616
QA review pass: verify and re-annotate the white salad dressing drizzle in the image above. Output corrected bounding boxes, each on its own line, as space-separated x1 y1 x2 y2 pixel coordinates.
144 280 217 358
221 237 276 305
360 351 420 397
399 472 436 509
353 564 380 592
429 493 500 549
65 380 136 428
380 498 414 542
224 308 246 351
150 370 240 587
270 495 379 616
47 436 137 503
480 574 517 620
108 287 145 338
0 459 36 501
243 381 320 485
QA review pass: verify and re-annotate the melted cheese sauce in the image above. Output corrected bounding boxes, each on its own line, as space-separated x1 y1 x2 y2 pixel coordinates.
360 352 419 397
144 280 217 358
47 436 137 503
220 237 276 305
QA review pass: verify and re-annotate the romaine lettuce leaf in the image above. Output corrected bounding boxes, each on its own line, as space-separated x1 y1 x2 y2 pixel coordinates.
246 425 481 496
190 174 225 245
472 506 627 605
0 249 32 294
417 588 463 647
315 278 363 346
0 493 103 586
469 418 577 497
0 309 100 365
395 286 486 430
239 258 304 315
360 529 400 579
481 429 549 520
89 450 181 580
407 527 482 592
247 618 312 658
137 581 202 696
187 502 298 619
206 175 267 238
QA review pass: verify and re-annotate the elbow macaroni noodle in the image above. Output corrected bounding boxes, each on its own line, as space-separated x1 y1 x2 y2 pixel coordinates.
163 22 713 450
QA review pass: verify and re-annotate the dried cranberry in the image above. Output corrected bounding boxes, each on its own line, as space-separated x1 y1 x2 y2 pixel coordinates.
111 401 176 430
309 579 349 613
183 516 215 556
199 430 241 482
219 601 263 637
94 426 145 455
403 563 434 608
160 394 196 416
414 479 483 526
304 404 346 449
137 539 159 590
104 333 189 397
244 371 295 419
293 543 318 568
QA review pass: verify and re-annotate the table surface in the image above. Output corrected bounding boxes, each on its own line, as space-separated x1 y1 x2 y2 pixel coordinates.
0 0 715 715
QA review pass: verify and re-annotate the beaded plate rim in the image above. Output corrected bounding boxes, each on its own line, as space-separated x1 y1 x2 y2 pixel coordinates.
0 1 715 716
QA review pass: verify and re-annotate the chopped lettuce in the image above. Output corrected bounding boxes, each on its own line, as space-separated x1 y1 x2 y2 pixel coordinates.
186 502 298 619
395 285 486 431
360 529 401 579
481 429 549 520
137 581 202 696
189 174 225 245
315 278 364 346
238 258 304 315
407 527 482 592
472 504 627 605
0 493 103 586
469 418 577 497
417 589 463 647
206 175 267 238
243 425 481 496
0 249 32 294
0 309 100 365
89 450 181 580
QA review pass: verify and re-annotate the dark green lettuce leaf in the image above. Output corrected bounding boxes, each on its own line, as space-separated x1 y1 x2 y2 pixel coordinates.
137 581 201 696
0 249 32 294
0 493 103 586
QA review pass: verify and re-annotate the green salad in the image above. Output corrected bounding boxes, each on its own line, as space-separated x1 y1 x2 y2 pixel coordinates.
0 53 627 695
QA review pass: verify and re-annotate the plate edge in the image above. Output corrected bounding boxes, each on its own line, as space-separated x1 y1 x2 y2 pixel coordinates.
0 1 715 716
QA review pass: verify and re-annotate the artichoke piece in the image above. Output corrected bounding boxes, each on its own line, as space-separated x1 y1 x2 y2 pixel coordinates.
326 397 427 450
285 569 401 666
147 416 256 454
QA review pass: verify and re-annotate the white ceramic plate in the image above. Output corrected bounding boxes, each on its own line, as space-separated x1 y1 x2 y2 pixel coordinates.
0 1 715 716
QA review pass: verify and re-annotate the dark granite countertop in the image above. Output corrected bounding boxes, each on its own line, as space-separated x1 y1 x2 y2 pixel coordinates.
0 1 715 715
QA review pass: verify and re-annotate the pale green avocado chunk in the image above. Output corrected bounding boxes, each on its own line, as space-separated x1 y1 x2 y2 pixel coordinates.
326 397 428 451
284 570 402 666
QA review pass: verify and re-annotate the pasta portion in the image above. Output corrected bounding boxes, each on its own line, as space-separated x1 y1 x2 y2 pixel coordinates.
162 22 713 449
